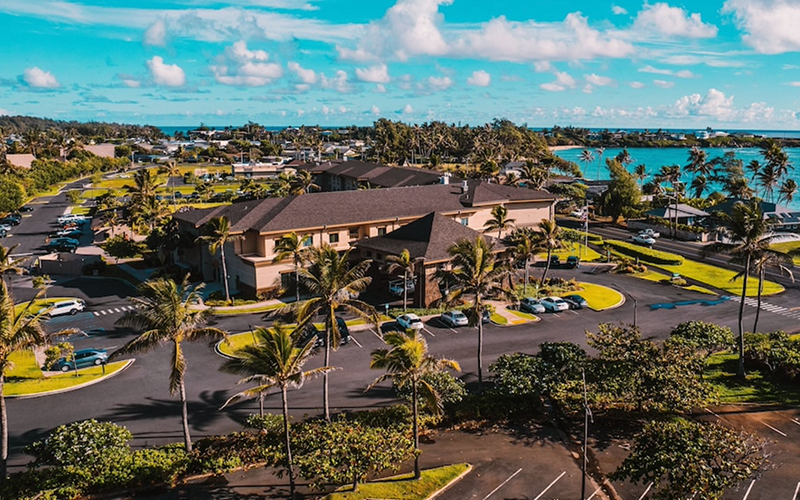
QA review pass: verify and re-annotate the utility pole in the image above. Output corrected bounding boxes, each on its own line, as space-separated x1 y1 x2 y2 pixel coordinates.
581 368 593 500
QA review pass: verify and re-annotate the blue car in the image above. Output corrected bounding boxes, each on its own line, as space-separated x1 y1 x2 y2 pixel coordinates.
51 348 108 372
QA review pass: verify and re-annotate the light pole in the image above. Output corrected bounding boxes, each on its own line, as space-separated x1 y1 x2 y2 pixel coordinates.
581 368 593 500
612 284 637 328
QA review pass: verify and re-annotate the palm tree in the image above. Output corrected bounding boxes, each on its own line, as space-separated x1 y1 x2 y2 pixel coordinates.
220 324 333 498
690 174 709 199
163 161 181 211
0 244 26 290
112 276 227 452
779 179 798 206
756 163 780 202
197 216 243 305
290 170 320 195
702 201 772 378
685 146 707 187
744 249 793 335
273 232 311 303
295 244 378 420
656 165 683 239
578 149 594 178
386 249 419 312
745 159 762 183
535 219 564 282
633 164 647 190
508 230 537 295
483 205 516 239
367 329 460 479
271 172 294 197
594 147 605 181
126 168 159 200
0 280 47 482
438 236 507 389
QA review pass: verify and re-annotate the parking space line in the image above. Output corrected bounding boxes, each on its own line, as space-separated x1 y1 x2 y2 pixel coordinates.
533 471 566 500
792 481 800 500
638 482 653 500
448 327 458 334
742 479 755 500
481 468 522 500
569 310 579 315
791 418 800 427
422 327 435 337
368 328 382 340
350 335 362 348
587 486 602 500
761 422 787 437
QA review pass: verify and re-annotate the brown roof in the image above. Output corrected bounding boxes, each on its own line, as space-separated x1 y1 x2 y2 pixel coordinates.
299 160 444 188
356 212 494 262
174 181 555 234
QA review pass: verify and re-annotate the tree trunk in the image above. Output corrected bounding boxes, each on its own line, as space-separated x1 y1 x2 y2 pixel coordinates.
403 270 408 313
179 378 193 453
295 263 300 304
220 244 232 305
523 257 529 295
737 256 750 379
412 378 421 480
754 267 764 334
477 297 484 392
259 392 264 418
0 375 7 484
542 249 552 282
282 387 296 498
323 317 332 422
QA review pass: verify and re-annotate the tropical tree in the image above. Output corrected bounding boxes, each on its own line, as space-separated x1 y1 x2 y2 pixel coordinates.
0 244 26 289
745 249 793 334
290 170 320 195
126 168 159 201
0 280 48 483
163 161 181 211
220 325 332 498
197 216 243 305
655 165 683 238
386 249 419 312
578 149 594 178
438 235 507 389
535 219 564 282
633 164 647 189
594 147 606 180
112 277 227 452
367 329 460 479
685 146 707 186
273 232 311 303
702 201 772 378
509 229 537 295
778 179 798 206
483 205 516 239
295 244 378 420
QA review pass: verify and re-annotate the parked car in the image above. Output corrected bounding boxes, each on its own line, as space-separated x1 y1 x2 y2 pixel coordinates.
481 308 491 324
540 296 570 312
520 297 546 314
631 234 656 246
566 255 581 268
639 228 660 238
440 310 469 327
562 294 589 310
0 224 11 233
57 214 89 224
396 313 424 331
51 228 82 239
0 229 7 238
18 206 33 212
40 299 86 317
0 217 20 226
45 241 77 253
299 323 324 348
389 278 415 296
49 237 80 247
549 255 560 267
51 348 108 372
569 209 586 218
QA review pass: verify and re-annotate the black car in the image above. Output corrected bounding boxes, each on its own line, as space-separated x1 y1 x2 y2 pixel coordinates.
549 255 560 267
0 217 20 226
45 241 78 253
298 317 350 347
18 206 33 212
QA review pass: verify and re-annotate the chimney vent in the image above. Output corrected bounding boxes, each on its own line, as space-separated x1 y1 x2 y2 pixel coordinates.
460 180 469 193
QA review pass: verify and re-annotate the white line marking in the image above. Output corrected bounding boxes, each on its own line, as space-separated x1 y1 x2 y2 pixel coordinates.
792 481 800 500
533 471 566 500
114 308 121 313
100 310 107 315
481 468 522 500
762 422 787 436
93 312 100 316
638 482 653 500
449 328 458 334
742 479 755 500
792 418 800 427
587 486 602 500
350 336 362 348
368 328 382 340
422 327 435 337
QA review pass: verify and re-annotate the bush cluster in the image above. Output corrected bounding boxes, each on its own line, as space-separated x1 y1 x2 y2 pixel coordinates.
604 239 684 265
744 331 800 380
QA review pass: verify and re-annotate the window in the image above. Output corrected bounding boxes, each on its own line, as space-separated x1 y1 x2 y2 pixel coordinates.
377 227 387 236
376 253 383 261
302 236 313 247
349 228 359 240
366 251 372 258
329 232 339 244
273 239 281 250
460 218 469 226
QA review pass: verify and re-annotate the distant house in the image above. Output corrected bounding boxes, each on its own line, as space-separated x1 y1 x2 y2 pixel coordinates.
646 203 709 225
297 160 446 192
84 143 116 158
708 198 800 232
5 154 36 169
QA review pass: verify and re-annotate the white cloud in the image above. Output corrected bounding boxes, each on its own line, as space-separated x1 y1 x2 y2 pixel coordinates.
210 41 282 86
675 70 696 78
634 3 717 38
540 71 576 92
742 101 774 122
533 61 552 73
144 19 166 46
402 104 414 114
789 81 800 87
630 81 645 89
428 75 452 90
670 88 736 120
355 64 390 83
784 64 800 70
639 65 673 75
371 104 381 114
541 82 566 92
320 70 351 92
467 70 491 87
723 0 800 54
653 79 674 88
287 61 317 84
121 78 141 88
23 67 60 88
612 5 628 15
0 108 9 116
582 84 593 94
147 56 185 87
585 73 614 86
376 84 386 92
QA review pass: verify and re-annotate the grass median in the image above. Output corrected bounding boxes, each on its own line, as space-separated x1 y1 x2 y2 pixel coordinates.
6 351 128 397
324 463 470 500
574 283 623 311
652 259 783 297
705 352 800 404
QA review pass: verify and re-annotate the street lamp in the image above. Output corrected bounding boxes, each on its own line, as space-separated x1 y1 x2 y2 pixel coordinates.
581 368 593 500
612 284 637 328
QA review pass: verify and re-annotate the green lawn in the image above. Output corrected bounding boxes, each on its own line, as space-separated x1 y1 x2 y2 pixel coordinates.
770 240 800 265
574 283 623 311
490 313 508 325
705 352 800 404
324 463 470 500
14 297 78 317
70 206 92 216
506 309 538 322
624 269 718 295
6 351 128 397
210 302 285 316
651 259 783 297
537 243 602 262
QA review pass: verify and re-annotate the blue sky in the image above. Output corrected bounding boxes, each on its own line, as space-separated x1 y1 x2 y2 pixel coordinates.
2 0 800 129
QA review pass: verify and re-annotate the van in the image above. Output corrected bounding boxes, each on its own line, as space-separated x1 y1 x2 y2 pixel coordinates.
41 299 86 317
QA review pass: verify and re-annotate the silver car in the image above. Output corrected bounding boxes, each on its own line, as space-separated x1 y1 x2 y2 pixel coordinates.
440 310 469 327
540 296 570 312
519 297 546 314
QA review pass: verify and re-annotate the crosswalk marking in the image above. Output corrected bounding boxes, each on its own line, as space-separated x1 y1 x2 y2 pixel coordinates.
726 296 799 322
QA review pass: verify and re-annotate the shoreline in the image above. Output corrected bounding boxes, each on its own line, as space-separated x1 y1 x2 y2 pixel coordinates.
549 145 583 152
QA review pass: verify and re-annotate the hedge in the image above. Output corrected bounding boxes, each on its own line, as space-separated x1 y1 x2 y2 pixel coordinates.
604 239 684 265
562 227 603 244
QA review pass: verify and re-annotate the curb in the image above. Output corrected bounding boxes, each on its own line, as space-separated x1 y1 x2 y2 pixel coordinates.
589 294 625 312
9 359 135 399
427 463 473 500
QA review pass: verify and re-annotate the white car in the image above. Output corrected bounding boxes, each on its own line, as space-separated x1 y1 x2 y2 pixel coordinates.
540 296 570 312
0 224 11 233
440 310 469 327
39 299 86 317
570 209 586 218
57 214 89 224
519 297 546 314
631 234 656 246
639 228 660 238
396 313 424 331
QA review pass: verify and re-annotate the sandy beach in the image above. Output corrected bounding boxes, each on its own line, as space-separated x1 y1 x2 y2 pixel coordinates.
548 145 584 151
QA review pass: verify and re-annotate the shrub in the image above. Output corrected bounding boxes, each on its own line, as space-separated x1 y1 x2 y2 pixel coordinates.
604 239 684 265
562 227 603 244
25 420 132 473
43 343 73 371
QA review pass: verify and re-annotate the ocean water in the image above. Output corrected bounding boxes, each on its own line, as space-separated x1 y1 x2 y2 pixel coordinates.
554 146 800 210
